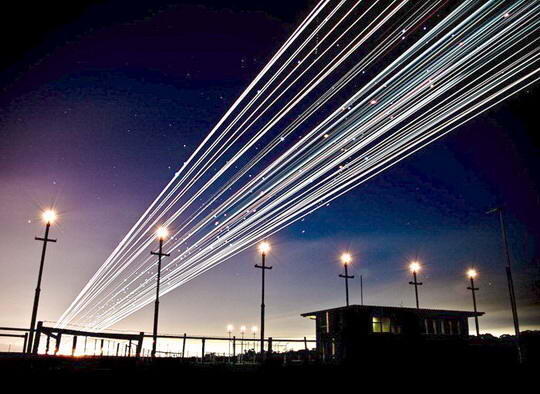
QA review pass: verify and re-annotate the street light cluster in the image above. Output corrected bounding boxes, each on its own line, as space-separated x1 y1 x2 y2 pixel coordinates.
24 207 497 357
227 325 258 334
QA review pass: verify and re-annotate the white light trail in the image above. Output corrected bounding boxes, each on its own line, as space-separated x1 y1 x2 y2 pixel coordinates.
57 0 539 330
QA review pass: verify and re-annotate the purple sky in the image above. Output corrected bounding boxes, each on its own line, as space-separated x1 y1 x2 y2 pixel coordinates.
0 1 538 352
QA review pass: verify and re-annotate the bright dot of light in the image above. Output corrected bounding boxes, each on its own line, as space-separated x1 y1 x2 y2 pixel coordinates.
258 241 271 254
156 227 169 240
251 326 258 333
467 269 477 278
240 325 246 332
227 324 234 332
42 209 57 224
340 253 352 265
409 261 421 273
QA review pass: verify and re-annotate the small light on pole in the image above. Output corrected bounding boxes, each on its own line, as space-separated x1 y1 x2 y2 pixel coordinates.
227 324 234 359
27 209 58 353
150 226 170 358
408 261 423 309
251 326 258 361
156 226 169 240
240 326 246 358
339 253 354 307
258 241 270 255
42 210 57 224
467 268 480 336
255 241 272 360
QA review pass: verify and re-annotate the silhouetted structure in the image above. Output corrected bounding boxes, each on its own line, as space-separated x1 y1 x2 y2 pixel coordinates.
302 305 484 362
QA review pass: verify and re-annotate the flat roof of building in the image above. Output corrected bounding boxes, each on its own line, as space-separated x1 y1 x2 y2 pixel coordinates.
301 304 484 318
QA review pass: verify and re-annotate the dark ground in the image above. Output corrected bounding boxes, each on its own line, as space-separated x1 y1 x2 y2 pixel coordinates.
1 333 538 384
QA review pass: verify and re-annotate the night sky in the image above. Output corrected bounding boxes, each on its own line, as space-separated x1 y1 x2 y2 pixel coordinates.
0 1 538 350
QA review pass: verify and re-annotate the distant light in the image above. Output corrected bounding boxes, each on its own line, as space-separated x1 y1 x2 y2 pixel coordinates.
341 253 352 265
227 324 234 332
370 99 378 105
409 261 421 273
156 226 169 240
251 326 258 333
240 325 246 333
467 269 477 279
42 209 57 224
259 241 271 255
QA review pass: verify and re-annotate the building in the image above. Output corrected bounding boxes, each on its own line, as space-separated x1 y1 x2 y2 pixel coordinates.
301 305 484 362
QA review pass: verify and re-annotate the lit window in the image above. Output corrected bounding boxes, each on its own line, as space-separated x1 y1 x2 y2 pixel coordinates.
372 316 391 333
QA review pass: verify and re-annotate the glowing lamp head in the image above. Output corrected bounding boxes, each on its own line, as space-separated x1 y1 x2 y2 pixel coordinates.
258 241 271 255
467 269 477 279
227 324 234 332
340 253 352 265
251 326 258 333
240 325 246 333
156 226 169 240
409 261 421 273
42 209 57 224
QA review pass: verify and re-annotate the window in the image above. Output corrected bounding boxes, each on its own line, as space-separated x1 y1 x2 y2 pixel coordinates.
391 325 402 334
447 320 454 335
372 316 391 333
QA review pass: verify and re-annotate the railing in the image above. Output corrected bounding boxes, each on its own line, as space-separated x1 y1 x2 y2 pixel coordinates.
0 323 315 361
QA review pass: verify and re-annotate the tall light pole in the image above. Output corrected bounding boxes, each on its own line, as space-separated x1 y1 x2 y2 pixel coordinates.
227 324 233 360
360 274 364 306
467 269 480 336
251 326 257 354
255 241 272 359
339 253 354 306
487 207 521 361
151 226 170 359
408 262 423 309
240 325 246 359
27 209 57 353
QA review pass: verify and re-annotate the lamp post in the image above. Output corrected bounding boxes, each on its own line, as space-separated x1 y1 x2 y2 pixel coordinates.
151 226 170 359
360 274 364 306
227 324 233 360
487 207 521 362
467 269 480 336
251 326 257 354
255 241 272 359
339 253 354 306
408 262 422 309
27 209 57 353
240 326 246 360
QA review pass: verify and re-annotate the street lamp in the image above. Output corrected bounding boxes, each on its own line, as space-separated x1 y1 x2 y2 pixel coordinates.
27 209 58 353
251 326 258 362
255 241 272 359
339 253 354 307
227 324 234 359
240 326 246 359
467 269 480 336
151 226 170 358
408 261 423 309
